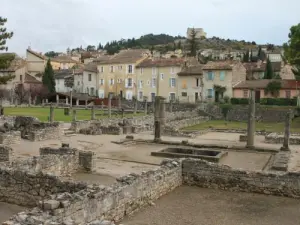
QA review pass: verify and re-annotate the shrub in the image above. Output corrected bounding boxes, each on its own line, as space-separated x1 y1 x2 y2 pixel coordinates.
259 98 297 106
223 96 230 103
230 98 249 105
219 104 232 118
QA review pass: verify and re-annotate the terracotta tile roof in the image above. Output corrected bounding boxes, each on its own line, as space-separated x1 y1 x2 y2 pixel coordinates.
84 63 98 73
92 55 113 63
271 62 282 72
50 55 78 63
136 58 184 68
243 62 266 73
233 79 300 90
24 73 42 84
0 54 26 72
202 61 235 70
54 69 73 79
177 65 203 76
26 49 46 60
98 49 149 64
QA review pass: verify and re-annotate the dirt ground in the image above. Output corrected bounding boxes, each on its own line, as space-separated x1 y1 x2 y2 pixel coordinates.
122 186 300 225
0 202 27 223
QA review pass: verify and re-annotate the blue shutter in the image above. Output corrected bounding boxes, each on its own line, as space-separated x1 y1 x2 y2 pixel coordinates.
220 71 225 81
174 78 176 87
212 72 215 80
169 78 171 87
212 88 215 98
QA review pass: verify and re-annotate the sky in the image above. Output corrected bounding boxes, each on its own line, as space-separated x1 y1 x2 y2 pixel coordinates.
1 0 300 56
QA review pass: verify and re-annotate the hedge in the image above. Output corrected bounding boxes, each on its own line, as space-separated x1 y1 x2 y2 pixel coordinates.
230 98 249 105
260 98 297 106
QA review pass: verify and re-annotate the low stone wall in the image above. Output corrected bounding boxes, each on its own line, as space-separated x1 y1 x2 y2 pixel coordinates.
182 159 300 197
271 151 290 171
0 131 21 145
265 133 300 145
0 145 13 162
167 116 208 130
27 122 63 141
4 159 182 224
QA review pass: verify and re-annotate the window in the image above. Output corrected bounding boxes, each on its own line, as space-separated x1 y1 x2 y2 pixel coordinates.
151 93 156 102
90 87 95 96
170 93 176 101
20 75 23 82
207 89 213 98
196 78 199 87
100 79 104 85
147 80 150 85
152 78 156 88
128 78 133 87
140 68 143 74
160 73 164 80
170 67 175 74
100 66 104 73
88 74 92 81
152 67 157 75
181 92 187 97
138 91 143 100
170 78 176 87
139 80 143 88
243 90 248 98
207 71 214 80
286 90 291 98
109 79 114 85
220 71 225 81
110 66 114 73
128 65 133 74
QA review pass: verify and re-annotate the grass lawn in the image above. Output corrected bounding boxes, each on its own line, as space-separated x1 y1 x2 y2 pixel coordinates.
182 118 300 133
3 107 143 122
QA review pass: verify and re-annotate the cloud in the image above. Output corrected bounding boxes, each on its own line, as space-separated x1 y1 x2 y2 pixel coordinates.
0 0 299 55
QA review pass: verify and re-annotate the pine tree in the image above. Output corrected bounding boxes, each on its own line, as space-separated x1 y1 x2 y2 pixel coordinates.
250 49 253 62
243 50 249 62
264 58 274 79
188 28 198 57
42 59 56 93
0 17 15 84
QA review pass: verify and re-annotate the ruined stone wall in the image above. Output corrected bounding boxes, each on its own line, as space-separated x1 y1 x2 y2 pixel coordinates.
0 145 13 162
265 133 300 145
0 166 86 207
0 131 21 145
167 116 208 130
4 160 182 224
182 159 300 197
27 122 63 141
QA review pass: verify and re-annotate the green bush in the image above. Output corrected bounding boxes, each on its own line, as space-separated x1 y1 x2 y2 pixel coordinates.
219 104 232 118
230 98 249 105
259 98 297 106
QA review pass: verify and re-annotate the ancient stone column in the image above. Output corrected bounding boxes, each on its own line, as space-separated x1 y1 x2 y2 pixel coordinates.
56 94 59 106
49 104 54 123
281 110 292 151
144 100 148 115
91 106 95 120
85 99 88 109
66 97 69 105
108 96 112 118
154 96 162 142
76 99 79 106
246 89 256 149
72 109 77 122
46 99 48 103
118 96 122 109
154 120 161 143
169 100 173 113
70 91 73 108
159 97 166 126
134 98 138 115
28 95 32 107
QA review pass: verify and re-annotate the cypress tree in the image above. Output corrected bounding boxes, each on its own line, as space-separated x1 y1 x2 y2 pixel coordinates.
42 59 56 93
264 58 274 79
188 28 198 57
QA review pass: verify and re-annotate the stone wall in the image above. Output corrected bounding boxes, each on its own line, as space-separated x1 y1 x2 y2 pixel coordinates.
4 159 182 224
182 158 300 197
0 131 21 145
27 122 63 141
265 133 300 145
0 145 13 162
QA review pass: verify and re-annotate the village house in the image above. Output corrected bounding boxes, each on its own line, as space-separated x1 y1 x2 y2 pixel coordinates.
233 79 300 101
135 58 184 102
95 49 150 100
243 61 266 80
202 61 246 102
177 58 203 103
26 48 46 77
82 63 98 96
50 55 79 70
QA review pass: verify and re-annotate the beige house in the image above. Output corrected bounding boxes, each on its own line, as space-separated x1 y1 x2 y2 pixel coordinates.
202 61 246 102
0 53 27 90
82 63 98 96
177 64 203 103
136 58 184 102
50 56 79 70
26 48 46 76
96 49 150 99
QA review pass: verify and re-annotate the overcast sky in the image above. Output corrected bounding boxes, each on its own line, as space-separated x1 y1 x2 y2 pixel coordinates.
1 0 299 56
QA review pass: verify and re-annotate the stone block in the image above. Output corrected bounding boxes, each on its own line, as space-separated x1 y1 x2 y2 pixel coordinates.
239 135 247 142
43 200 60 210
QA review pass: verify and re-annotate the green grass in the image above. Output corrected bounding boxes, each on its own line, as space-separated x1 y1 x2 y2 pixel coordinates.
3 107 143 122
182 118 300 133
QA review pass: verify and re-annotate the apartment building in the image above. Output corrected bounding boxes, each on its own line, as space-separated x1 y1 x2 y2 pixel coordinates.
202 61 246 102
26 48 46 77
96 49 149 99
136 58 184 102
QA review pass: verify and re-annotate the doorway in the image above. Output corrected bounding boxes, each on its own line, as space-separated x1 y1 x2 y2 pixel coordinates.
255 90 261 103
215 91 219 102
119 90 123 99
195 92 199 102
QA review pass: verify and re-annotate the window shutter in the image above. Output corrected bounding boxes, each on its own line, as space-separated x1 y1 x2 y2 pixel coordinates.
205 72 209 81
169 78 171 87
212 88 215 98
174 78 176 87
132 65 134 74
212 72 215 80
125 79 128 88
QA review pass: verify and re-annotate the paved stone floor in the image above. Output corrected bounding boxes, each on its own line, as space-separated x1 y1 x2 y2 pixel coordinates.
0 202 27 223
122 186 300 225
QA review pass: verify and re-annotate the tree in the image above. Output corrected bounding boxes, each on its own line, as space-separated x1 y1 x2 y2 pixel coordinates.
97 43 103 50
177 41 182 50
284 23 300 79
188 28 198 57
243 50 249 62
14 84 29 104
250 49 253 62
42 59 56 93
45 51 59 58
0 17 13 52
264 58 274 79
